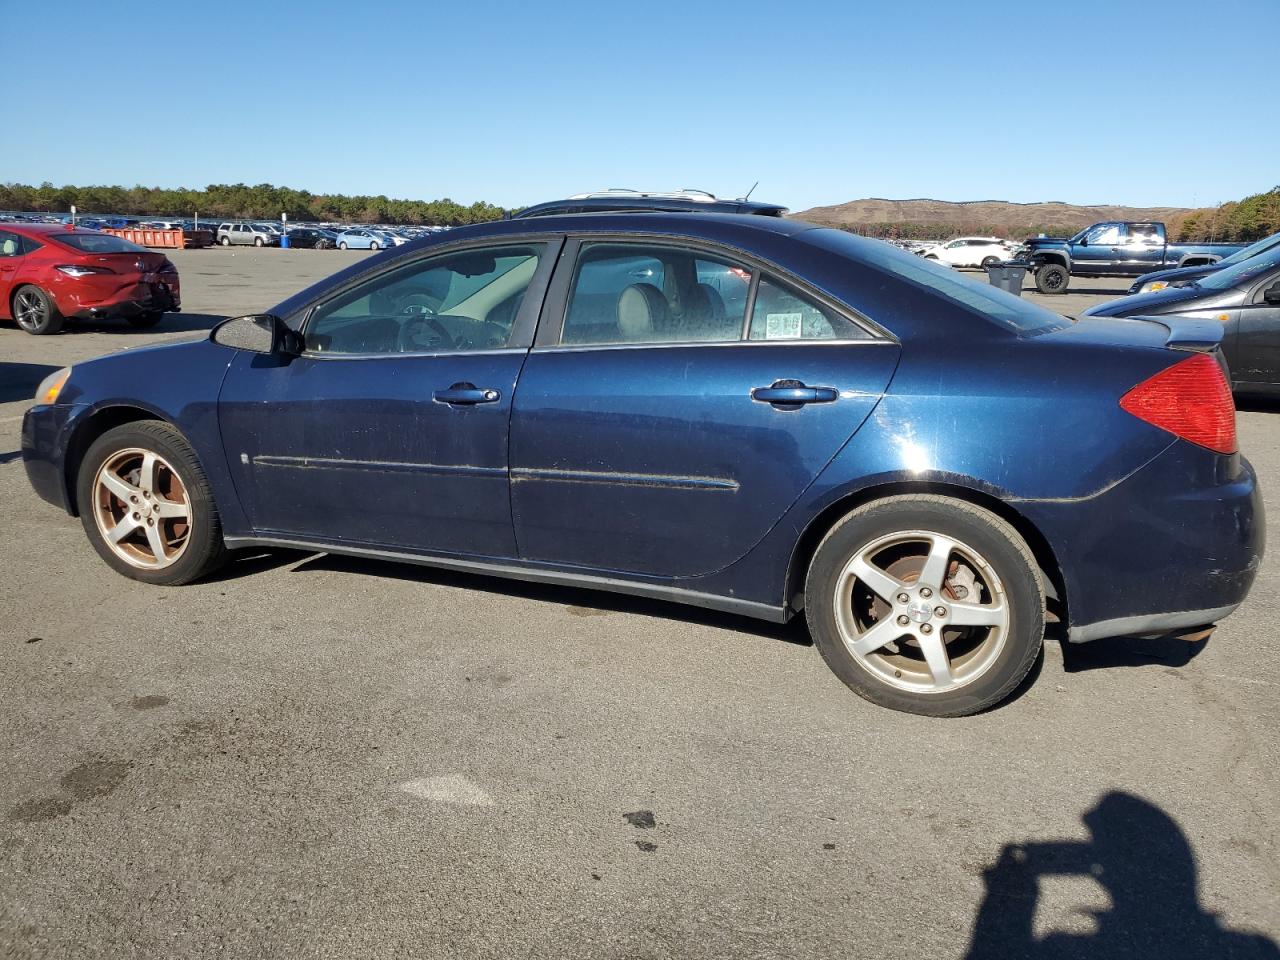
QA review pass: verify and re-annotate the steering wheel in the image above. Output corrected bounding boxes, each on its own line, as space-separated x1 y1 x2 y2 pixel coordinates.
397 310 456 352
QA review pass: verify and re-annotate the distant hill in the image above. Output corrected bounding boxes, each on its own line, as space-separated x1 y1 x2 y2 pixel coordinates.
793 197 1194 240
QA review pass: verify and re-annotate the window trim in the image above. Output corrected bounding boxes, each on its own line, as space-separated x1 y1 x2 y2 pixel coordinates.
533 232 891 351
296 236 564 360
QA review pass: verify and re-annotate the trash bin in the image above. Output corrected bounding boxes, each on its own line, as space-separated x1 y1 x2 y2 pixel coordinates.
280 232 290 249
985 261 1028 296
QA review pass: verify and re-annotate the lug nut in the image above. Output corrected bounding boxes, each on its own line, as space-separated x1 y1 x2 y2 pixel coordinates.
130 495 138 503
896 592 909 604
132 512 140 520
920 623 933 634
935 606 947 618
920 587 933 598
897 614 909 626
146 518 155 526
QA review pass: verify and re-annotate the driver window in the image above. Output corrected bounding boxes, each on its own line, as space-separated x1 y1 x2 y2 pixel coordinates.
1086 224 1123 245
305 243 547 355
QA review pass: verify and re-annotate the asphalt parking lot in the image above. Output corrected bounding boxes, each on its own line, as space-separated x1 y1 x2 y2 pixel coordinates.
1 249 1277 959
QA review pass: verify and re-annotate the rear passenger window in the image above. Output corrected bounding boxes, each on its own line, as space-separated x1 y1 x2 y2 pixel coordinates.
560 243 752 346
748 276 866 341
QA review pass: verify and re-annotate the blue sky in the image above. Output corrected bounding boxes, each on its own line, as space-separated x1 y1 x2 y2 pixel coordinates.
6 0 1277 211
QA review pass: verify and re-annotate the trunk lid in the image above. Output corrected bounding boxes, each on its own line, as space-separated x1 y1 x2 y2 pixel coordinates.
81 251 169 276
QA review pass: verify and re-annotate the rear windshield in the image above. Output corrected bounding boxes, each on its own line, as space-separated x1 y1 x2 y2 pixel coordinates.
52 233 146 254
809 229 1071 335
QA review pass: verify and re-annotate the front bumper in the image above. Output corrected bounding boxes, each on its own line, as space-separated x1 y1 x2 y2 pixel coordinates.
22 403 80 514
1020 445 1263 642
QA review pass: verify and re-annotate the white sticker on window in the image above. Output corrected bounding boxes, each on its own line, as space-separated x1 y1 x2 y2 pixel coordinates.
765 312 803 340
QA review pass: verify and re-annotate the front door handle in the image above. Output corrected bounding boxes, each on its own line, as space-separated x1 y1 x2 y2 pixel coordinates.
751 380 839 407
433 382 501 405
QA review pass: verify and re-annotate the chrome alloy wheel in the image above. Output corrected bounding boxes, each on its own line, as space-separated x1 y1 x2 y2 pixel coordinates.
92 447 192 569
14 289 47 331
833 530 1009 694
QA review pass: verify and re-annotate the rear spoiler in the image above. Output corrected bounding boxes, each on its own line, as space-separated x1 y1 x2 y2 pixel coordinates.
1133 315 1223 353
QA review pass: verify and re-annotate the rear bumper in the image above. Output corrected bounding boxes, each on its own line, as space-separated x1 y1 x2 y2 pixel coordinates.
1021 446 1263 643
51 279 180 320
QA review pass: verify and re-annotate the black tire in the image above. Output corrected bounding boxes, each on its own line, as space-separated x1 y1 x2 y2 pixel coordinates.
1034 263 1069 294
254 237 264 247
76 421 227 586
924 254 939 260
12 285 65 335
220 236 230 246
981 256 1001 268
126 311 163 329
805 495 1045 717
339 241 348 250
370 241 380 251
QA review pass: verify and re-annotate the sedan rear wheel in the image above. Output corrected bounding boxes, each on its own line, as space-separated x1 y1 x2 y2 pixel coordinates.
806 495 1044 716
12 285 64 335
77 421 227 585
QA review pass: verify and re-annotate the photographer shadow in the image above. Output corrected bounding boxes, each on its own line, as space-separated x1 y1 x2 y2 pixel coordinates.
965 791 1278 959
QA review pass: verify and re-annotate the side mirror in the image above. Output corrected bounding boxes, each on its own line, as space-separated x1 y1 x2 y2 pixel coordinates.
1264 284 1280 305
210 314 301 355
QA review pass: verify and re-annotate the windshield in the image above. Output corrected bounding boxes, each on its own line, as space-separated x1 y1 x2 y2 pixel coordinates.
1196 250 1280 291
52 233 146 254
1216 231 1280 267
807 230 1072 335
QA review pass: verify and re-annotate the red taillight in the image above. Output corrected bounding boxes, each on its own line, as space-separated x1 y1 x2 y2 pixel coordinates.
1120 353 1236 454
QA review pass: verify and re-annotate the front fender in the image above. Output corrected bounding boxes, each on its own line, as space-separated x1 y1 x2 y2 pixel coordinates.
1028 249 1071 270
45 339 248 533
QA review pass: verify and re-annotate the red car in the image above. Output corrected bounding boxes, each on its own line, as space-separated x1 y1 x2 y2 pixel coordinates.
0 224 180 335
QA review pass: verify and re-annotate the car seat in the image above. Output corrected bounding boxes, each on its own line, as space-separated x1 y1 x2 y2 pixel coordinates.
616 283 669 341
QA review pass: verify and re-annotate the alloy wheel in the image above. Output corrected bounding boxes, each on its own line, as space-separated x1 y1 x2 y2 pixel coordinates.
14 290 48 332
832 529 1009 694
92 447 192 569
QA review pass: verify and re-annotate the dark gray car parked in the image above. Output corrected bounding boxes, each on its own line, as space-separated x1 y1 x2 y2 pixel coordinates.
1127 230 1280 295
1084 250 1280 395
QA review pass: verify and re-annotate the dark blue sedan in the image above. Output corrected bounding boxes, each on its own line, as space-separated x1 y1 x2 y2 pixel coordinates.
21 213 1264 716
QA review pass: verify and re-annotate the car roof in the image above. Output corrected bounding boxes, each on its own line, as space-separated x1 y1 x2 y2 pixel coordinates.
456 210 815 240
3 223 113 239
514 192 788 219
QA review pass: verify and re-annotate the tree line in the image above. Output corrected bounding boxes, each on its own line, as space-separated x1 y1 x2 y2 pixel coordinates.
0 181 509 226
5 180 1277 241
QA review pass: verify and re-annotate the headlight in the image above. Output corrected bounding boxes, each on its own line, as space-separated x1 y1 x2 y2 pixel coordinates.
1139 281 1169 295
35 367 71 405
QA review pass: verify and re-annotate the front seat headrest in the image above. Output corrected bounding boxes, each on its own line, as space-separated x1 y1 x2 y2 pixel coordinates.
617 283 668 341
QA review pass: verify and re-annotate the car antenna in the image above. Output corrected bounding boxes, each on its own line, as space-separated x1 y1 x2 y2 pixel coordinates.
739 181 759 201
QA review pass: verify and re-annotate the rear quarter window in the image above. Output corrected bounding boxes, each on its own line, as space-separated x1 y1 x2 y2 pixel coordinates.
808 230 1071 336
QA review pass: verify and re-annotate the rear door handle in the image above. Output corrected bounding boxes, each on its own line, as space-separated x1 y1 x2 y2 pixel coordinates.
751 380 839 406
433 382 501 405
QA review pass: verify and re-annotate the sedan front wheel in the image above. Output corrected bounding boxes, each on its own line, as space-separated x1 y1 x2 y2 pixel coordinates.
805 495 1044 716
77 421 227 585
